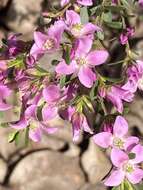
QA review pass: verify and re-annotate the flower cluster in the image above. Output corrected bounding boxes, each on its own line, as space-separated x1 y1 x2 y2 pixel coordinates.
0 0 143 189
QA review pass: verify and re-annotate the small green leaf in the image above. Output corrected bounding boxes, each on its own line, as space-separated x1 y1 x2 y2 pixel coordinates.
103 12 112 23
8 131 19 143
105 21 123 29
60 76 66 88
80 7 89 24
97 31 104 40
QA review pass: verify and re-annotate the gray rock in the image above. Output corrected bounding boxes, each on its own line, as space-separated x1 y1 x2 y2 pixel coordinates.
10 151 85 190
0 0 8 10
0 159 7 183
80 183 107 190
126 95 143 134
81 140 112 184
5 0 43 35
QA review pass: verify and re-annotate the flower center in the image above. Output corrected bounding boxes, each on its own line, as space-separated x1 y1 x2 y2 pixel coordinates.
113 137 124 149
72 24 83 36
123 163 134 174
76 57 87 65
43 39 55 50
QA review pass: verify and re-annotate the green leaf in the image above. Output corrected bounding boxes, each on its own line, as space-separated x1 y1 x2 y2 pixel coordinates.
8 55 25 69
60 76 67 88
97 31 104 40
112 186 120 190
103 12 112 23
0 112 4 119
105 21 123 29
64 45 71 65
24 127 29 146
8 131 19 143
80 7 89 24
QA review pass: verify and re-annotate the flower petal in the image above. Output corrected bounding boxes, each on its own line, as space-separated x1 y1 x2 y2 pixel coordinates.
61 0 70 6
77 0 93 6
113 116 128 137
29 127 42 142
111 148 129 167
124 136 139 151
66 10 80 26
104 169 125 187
56 60 77 75
43 85 60 103
34 31 48 48
75 37 93 56
78 66 96 88
10 117 28 130
87 50 109 66
42 105 58 121
93 132 112 148
131 144 143 164
127 168 143 184
0 102 12 111
40 123 58 134
82 23 100 36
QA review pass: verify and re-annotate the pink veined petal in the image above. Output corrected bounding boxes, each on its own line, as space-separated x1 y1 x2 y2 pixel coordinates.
61 0 70 6
113 116 128 137
56 59 78 75
34 31 48 49
10 117 28 130
104 169 125 187
77 0 93 6
0 101 12 111
30 43 44 61
93 132 112 148
126 168 143 184
81 23 100 36
43 85 60 103
42 104 58 121
0 61 7 70
107 93 123 113
131 144 143 164
71 113 83 142
25 105 37 120
29 127 42 142
78 66 96 88
66 10 80 26
124 136 139 151
83 116 93 134
48 20 65 45
75 37 93 57
40 123 58 134
0 85 11 99
86 50 109 66
111 148 129 167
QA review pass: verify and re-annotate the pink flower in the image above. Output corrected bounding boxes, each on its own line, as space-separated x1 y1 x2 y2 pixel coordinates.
10 105 58 142
29 20 65 62
71 111 93 141
63 106 93 141
0 84 12 111
102 85 134 113
104 146 143 186
56 47 109 88
120 28 134 45
93 116 139 150
139 0 143 6
61 0 93 6
65 10 100 38
42 85 61 121
123 60 143 92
